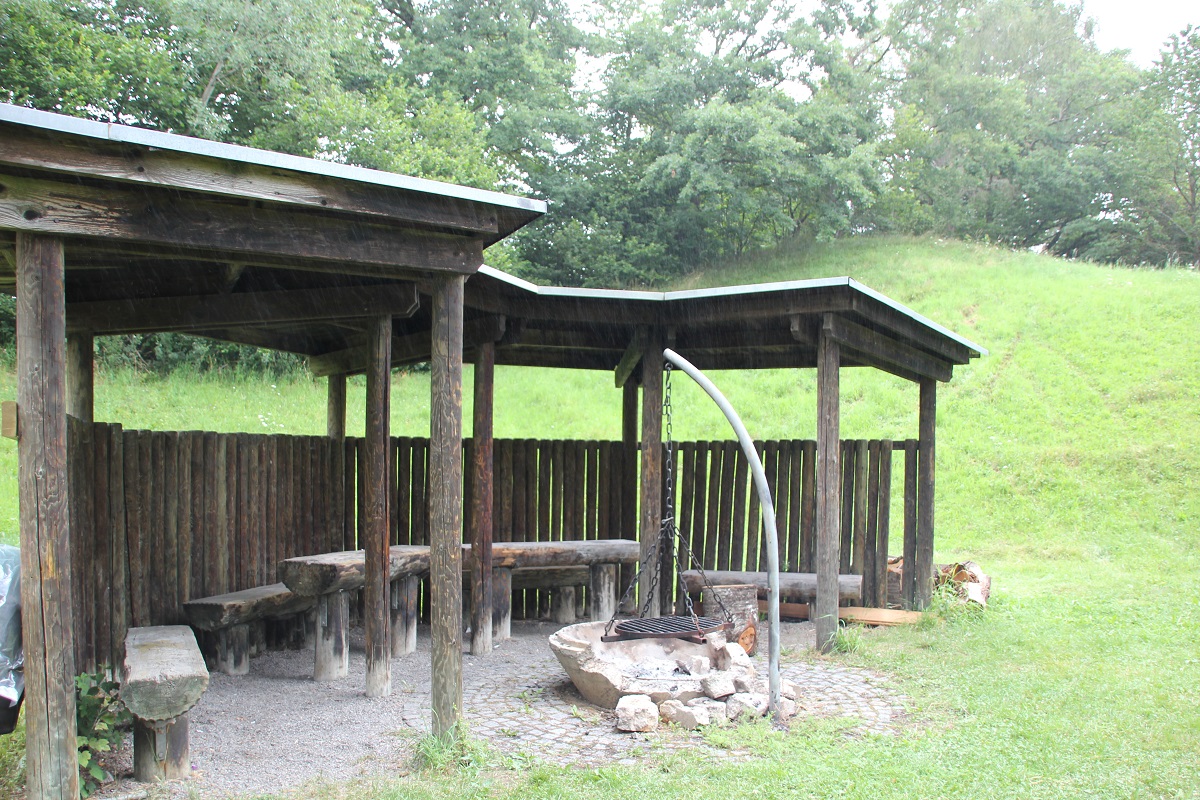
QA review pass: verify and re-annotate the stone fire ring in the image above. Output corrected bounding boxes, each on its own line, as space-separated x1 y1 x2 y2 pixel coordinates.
549 620 739 709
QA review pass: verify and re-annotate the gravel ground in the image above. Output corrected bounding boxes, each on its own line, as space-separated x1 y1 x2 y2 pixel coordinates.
85 619 905 800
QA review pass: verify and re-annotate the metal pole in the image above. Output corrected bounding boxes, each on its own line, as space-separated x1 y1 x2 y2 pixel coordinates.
662 349 782 716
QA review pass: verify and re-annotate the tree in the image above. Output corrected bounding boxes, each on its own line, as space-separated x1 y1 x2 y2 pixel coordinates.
1149 26 1200 263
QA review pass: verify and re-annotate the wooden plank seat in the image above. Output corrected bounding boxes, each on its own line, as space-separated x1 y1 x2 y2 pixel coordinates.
279 545 432 681
120 626 209 783
183 583 316 676
279 540 640 680
680 570 863 603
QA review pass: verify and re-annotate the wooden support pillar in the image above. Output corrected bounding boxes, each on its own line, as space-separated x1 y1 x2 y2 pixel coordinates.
314 591 349 680
429 275 465 738
132 716 190 782
916 378 937 610
588 563 617 621
901 438 918 609
66 332 93 423
390 576 419 656
620 379 639 611
815 316 842 654
16 232 80 800
637 332 664 617
215 624 250 676
364 317 392 697
327 373 347 439
469 342 495 655
492 567 512 641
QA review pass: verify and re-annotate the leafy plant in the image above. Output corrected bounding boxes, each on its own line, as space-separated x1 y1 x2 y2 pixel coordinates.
75 667 130 797
831 623 864 654
412 723 489 774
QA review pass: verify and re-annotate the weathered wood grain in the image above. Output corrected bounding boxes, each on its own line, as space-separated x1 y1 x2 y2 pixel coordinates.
429 275 465 736
815 317 842 653
364 315 392 696
679 570 862 602
16 231 79 799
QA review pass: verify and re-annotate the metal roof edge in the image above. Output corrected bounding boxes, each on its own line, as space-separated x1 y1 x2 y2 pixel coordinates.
661 276 851 301
0 104 547 215
848 279 987 357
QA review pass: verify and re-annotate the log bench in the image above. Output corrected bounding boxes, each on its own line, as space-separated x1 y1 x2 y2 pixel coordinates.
120 626 209 783
279 539 640 679
183 583 317 675
680 570 863 603
278 545 432 681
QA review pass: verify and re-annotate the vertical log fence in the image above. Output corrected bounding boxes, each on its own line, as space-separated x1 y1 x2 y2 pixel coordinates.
65 422 924 672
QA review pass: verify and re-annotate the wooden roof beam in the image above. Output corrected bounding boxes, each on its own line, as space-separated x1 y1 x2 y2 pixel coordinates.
825 315 953 383
309 314 506 377
67 284 419 335
0 174 483 274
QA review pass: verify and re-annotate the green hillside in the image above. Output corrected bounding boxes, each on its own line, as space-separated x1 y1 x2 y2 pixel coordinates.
1 235 1198 797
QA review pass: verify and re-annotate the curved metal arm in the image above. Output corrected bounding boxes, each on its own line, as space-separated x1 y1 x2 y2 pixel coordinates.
662 348 782 716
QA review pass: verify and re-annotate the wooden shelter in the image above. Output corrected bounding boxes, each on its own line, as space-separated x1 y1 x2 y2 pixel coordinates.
0 104 543 799
0 105 983 800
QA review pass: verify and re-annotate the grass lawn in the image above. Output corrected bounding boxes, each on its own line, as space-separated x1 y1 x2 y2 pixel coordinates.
1 235 1198 798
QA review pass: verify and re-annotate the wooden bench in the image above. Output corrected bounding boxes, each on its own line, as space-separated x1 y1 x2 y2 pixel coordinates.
279 540 640 680
120 626 209 783
278 546 431 681
680 570 863 603
183 583 317 675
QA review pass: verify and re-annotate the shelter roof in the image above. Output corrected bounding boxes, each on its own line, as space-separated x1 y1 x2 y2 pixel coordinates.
0 105 983 384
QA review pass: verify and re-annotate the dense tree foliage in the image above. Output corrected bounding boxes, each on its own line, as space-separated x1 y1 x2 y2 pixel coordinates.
2 0 1198 302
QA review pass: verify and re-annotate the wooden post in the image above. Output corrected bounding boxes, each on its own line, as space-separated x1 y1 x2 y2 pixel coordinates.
815 316 841 654
364 317 392 696
16 232 80 800
620 379 638 611
469 342 495 655
492 567 512 641
327 374 347 439
390 576 419 656
902 439 918 609
66 333 93 423
314 591 349 680
916 379 937 610
588 564 617 621
638 332 663 617
429 275 465 738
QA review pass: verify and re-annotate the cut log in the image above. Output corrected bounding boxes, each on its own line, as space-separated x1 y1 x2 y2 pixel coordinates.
120 626 208 723
680 570 861 602
279 545 432 596
476 539 640 570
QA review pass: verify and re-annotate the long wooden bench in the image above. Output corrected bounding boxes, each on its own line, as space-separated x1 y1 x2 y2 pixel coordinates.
278 540 640 680
680 570 863 602
183 583 316 675
120 626 209 783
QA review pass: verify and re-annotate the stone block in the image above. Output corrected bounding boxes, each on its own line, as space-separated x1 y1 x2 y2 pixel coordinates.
727 692 769 720
701 671 737 699
715 642 754 673
616 694 659 732
687 697 729 722
659 699 710 730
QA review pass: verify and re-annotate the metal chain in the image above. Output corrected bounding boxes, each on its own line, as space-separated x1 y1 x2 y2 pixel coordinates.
605 359 732 634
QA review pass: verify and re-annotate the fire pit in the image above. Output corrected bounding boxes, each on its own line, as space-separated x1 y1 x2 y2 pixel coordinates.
549 620 752 709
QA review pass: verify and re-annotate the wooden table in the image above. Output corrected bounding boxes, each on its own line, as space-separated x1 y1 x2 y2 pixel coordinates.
279 539 640 680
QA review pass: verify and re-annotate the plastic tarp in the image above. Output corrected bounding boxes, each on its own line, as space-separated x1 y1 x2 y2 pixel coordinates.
0 544 22 733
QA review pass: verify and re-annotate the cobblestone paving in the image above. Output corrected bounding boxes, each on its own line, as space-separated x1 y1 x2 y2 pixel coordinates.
398 620 908 767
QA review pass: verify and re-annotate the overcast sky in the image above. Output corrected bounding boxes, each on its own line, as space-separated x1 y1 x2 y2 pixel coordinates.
1080 0 1195 67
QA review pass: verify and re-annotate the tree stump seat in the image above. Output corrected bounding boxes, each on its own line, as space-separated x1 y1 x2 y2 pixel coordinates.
120 626 209 784
183 583 316 675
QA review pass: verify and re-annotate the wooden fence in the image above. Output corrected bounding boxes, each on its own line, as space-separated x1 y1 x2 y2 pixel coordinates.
66 422 918 671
